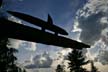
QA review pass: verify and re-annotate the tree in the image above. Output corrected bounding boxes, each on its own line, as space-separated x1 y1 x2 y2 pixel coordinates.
23 69 26 72
0 38 26 72
0 38 17 72
0 1 26 72
56 64 64 72
91 60 99 72
0 0 3 8
67 49 89 72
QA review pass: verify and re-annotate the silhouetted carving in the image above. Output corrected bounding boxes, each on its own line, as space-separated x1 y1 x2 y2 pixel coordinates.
7 11 68 36
47 14 58 35
0 18 90 49
47 14 53 25
0 0 2 8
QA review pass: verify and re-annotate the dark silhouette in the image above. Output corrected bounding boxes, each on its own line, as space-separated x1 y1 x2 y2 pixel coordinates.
23 69 26 72
67 49 89 72
0 2 27 72
56 64 64 72
47 14 53 25
0 0 2 8
91 60 99 72
0 18 90 49
7 11 68 36
0 38 26 72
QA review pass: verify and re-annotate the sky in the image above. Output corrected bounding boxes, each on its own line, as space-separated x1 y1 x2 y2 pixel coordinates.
1 0 108 72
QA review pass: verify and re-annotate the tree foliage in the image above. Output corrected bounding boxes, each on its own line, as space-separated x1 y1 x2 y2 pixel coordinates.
56 64 64 72
0 38 26 72
67 49 89 72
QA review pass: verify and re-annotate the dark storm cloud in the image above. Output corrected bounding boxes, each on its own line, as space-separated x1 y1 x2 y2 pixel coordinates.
73 0 108 46
76 11 108 65
77 12 107 45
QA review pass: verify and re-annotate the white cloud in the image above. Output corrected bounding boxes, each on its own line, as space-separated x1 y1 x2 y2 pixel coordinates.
8 38 22 49
101 28 108 45
58 48 72 56
72 20 82 32
51 48 71 68
100 17 108 24
8 39 37 52
76 0 108 17
86 40 104 59
8 16 22 24
19 41 37 51
25 51 53 69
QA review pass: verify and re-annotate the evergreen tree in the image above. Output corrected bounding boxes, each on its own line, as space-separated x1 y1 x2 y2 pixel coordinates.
56 64 64 72
91 60 99 72
67 49 89 72
0 38 26 72
23 69 26 72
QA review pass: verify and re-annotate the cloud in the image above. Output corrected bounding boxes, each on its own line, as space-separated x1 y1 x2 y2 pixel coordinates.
8 38 22 49
74 12 107 45
101 28 108 45
95 49 108 65
72 0 108 65
8 39 37 52
8 16 22 24
85 39 108 65
25 51 53 69
19 41 37 51
51 48 87 67
55 48 72 60
73 0 108 45
51 49 71 69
